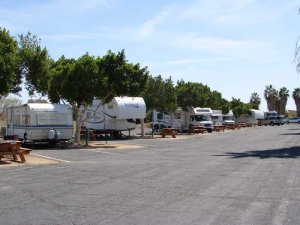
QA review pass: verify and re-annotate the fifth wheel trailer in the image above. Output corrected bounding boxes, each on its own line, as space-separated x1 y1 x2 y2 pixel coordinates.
82 96 146 134
6 103 73 142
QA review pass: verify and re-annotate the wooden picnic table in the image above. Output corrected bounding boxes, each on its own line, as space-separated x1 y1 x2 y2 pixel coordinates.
214 125 225 132
0 141 26 163
161 128 177 138
188 126 206 134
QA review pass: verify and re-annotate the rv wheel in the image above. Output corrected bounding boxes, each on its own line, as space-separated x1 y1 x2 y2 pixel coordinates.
270 121 274 126
207 128 213 133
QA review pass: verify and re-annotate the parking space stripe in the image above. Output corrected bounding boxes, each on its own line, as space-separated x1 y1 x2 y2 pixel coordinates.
31 153 72 163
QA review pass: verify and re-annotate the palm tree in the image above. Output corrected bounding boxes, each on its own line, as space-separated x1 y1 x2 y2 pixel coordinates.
249 92 261 109
293 88 300 117
264 85 278 111
278 87 289 115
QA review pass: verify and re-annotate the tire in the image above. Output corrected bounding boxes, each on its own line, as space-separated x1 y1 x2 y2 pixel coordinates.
286 121 289 124
270 121 274 126
207 128 213 133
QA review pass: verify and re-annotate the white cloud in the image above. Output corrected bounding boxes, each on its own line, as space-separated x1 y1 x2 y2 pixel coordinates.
177 0 299 26
138 7 173 38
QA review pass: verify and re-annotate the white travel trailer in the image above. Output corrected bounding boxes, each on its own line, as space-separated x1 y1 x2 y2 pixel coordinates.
172 107 214 133
236 109 264 125
82 97 146 133
6 103 73 142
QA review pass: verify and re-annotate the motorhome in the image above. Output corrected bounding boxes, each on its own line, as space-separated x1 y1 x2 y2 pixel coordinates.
211 110 224 126
211 110 235 126
223 110 235 125
6 103 73 142
236 109 264 126
152 110 172 131
82 96 146 133
172 107 214 133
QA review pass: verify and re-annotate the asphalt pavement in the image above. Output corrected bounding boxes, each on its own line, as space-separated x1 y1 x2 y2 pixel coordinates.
1 124 300 225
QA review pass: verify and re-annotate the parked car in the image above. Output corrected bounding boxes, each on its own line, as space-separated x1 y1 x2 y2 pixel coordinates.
285 117 300 124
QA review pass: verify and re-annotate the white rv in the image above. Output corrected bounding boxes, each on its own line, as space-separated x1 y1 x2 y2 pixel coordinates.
236 109 264 125
82 96 146 132
6 103 73 142
152 110 172 131
211 110 235 126
172 107 214 133
222 110 235 125
211 110 224 126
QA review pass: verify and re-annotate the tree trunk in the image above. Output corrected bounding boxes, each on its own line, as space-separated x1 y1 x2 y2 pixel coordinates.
295 97 300 117
280 98 287 115
74 107 83 144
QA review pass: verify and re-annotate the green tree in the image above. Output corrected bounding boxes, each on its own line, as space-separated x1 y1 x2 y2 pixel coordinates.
27 98 48 103
0 28 51 99
48 54 101 143
293 88 300 117
176 81 211 110
249 92 261 110
0 97 22 118
264 85 278 111
230 97 251 118
278 87 289 115
17 32 52 96
142 75 177 112
0 28 20 99
176 80 229 113
95 50 148 103
48 50 149 143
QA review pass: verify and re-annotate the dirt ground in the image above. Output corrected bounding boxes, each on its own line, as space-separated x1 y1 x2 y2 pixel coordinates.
0 141 146 168
0 154 59 168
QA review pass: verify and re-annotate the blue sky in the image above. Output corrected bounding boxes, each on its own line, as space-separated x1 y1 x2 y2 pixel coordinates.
1 0 300 111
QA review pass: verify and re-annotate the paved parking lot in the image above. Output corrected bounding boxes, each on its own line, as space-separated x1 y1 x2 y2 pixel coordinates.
1 125 300 225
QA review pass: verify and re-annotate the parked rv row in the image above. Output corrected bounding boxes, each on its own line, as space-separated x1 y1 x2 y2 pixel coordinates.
4 96 295 143
5 96 146 143
152 108 290 133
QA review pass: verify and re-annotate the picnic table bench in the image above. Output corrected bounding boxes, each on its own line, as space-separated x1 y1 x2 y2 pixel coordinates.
188 126 206 134
225 124 240 130
214 125 225 132
161 128 177 138
0 141 26 163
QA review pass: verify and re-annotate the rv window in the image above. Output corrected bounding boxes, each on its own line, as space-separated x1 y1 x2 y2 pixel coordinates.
37 113 68 125
194 115 210 121
22 115 30 125
157 113 163 120
14 115 20 125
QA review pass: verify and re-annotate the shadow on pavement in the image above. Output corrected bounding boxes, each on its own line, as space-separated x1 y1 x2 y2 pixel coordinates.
280 133 300 135
214 146 300 159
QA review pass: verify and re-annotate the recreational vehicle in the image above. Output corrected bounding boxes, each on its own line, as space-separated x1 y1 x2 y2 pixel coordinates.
258 111 281 126
236 109 264 126
172 107 214 133
152 110 172 131
211 110 224 126
223 110 235 125
211 110 235 126
82 96 146 133
6 103 73 142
